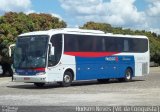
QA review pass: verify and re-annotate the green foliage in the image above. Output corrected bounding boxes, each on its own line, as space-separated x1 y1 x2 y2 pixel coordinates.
80 21 112 33
81 21 160 64
0 12 67 62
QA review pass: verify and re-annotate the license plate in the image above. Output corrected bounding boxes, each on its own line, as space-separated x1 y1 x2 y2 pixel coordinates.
24 77 30 80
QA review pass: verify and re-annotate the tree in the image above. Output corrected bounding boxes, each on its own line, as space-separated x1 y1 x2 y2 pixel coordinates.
80 21 112 33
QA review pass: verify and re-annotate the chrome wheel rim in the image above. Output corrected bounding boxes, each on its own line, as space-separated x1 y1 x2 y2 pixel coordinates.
64 75 71 83
126 70 131 80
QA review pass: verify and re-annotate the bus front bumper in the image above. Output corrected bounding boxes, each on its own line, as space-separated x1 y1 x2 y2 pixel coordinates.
13 75 47 83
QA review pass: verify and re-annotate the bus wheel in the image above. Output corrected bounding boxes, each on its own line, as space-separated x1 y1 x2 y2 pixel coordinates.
119 68 132 82
34 83 45 87
97 79 109 83
60 71 73 87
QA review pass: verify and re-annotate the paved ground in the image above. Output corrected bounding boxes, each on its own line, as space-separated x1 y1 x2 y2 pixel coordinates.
0 67 160 111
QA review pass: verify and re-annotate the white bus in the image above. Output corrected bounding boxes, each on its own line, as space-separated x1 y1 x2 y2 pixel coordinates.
12 28 149 87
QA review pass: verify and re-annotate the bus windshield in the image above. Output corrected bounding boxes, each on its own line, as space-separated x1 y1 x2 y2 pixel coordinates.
13 35 49 69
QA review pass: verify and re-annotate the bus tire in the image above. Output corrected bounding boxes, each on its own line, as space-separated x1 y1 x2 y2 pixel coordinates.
97 79 109 83
119 68 132 82
34 83 45 87
60 71 73 87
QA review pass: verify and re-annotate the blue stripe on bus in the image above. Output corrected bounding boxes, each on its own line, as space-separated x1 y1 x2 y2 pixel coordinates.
75 55 135 80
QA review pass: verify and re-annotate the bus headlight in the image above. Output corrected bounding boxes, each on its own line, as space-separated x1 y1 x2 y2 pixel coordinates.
36 72 46 76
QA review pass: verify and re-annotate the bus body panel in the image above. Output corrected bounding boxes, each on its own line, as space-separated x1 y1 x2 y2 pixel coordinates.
46 55 76 82
75 55 135 80
117 52 150 76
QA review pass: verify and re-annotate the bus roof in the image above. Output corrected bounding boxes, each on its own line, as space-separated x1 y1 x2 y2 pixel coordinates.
19 28 148 39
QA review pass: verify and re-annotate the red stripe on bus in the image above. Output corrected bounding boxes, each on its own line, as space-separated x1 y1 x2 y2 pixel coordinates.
64 52 120 57
32 68 45 71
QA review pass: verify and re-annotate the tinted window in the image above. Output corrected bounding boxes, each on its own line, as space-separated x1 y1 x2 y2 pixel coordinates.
105 37 148 53
64 34 104 52
129 38 148 52
64 34 148 53
48 34 62 66
124 39 129 52
104 37 124 52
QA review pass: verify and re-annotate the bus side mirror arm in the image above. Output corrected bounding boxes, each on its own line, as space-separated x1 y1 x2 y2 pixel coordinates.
9 44 15 57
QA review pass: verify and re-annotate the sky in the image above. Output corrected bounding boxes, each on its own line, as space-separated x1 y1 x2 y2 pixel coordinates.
0 0 160 34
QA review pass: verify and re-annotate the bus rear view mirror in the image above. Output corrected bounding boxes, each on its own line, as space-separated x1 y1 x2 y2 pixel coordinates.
9 44 15 57
49 45 55 56
51 47 55 55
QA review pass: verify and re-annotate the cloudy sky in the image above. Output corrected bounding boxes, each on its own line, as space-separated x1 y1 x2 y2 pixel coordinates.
0 0 160 34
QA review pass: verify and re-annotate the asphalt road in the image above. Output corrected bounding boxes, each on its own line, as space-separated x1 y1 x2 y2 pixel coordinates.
0 67 160 112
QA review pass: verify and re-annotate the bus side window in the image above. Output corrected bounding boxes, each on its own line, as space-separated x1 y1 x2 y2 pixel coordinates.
105 37 115 52
95 36 103 52
64 34 79 52
116 38 123 52
124 39 129 52
49 34 62 67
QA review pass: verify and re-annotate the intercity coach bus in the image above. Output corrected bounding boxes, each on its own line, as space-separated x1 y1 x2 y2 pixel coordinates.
12 28 149 87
